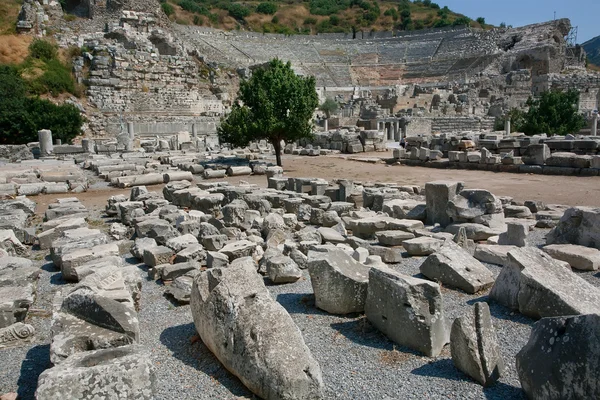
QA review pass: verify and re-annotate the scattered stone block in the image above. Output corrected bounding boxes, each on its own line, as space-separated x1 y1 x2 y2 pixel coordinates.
143 246 174 267
419 241 495 294
403 237 444 256
489 247 600 319
542 244 600 271
451 302 504 386
307 248 370 314
266 255 302 284
365 266 449 357
516 314 600 400
36 345 155 399
190 264 323 399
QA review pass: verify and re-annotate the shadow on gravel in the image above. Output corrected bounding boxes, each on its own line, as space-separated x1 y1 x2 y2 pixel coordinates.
411 358 467 382
17 344 51 400
329 318 391 350
483 382 526 400
49 271 67 286
159 323 251 398
485 303 534 326
40 262 57 273
276 293 328 315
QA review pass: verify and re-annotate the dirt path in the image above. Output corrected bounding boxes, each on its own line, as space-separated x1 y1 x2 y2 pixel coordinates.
30 151 600 215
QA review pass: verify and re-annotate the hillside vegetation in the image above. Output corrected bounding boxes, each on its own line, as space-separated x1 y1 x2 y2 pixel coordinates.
161 0 492 34
583 35 600 69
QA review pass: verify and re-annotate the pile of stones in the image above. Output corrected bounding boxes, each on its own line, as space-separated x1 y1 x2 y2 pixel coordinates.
2 169 600 398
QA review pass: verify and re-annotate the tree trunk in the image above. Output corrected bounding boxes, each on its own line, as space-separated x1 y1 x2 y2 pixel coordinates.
272 139 282 167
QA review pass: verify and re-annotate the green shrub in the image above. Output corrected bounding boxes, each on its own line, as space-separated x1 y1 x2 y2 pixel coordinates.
304 17 318 25
35 59 75 96
226 3 251 20
256 2 278 14
476 17 485 25
29 39 57 62
193 15 203 24
161 2 175 16
0 67 83 144
452 16 471 27
271 15 279 24
309 0 350 16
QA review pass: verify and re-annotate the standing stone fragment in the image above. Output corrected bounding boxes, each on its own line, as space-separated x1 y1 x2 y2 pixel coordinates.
190 264 324 399
516 314 600 400
365 266 449 357
450 303 504 386
307 248 370 314
0 322 35 349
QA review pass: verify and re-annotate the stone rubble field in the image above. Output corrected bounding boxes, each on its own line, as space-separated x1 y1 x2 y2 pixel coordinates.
1 167 600 400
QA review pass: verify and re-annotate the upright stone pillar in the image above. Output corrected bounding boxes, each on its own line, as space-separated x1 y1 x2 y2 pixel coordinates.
192 123 198 138
592 111 598 137
505 118 511 136
338 179 354 202
324 118 328 131
126 122 134 151
54 139 62 146
38 129 53 156
82 139 95 154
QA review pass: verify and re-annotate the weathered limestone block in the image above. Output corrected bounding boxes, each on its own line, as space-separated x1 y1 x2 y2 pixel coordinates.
130 238 157 260
219 240 257 261
445 223 502 241
489 247 600 319
0 230 28 257
543 244 600 271
450 302 504 386
266 255 302 284
473 244 516 265
503 205 533 219
143 246 174 267
165 270 200 303
516 314 600 400
347 216 423 239
546 207 600 250
498 222 528 247
419 241 494 294
174 244 206 264
447 189 503 221
402 237 444 256
425 181 464 227
0 322 35 349
307 248 370 314
365 266 449 357
163 171 193 183
222 200 249 227
165 234 198 252
60 243 120 282
207 251 229 269
375 230 415 246
36 345 155 400
0 284 35 328
382 199 426 221
190 264 324 399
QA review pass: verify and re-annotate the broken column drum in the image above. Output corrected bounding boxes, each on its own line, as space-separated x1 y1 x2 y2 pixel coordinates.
38 129 53 156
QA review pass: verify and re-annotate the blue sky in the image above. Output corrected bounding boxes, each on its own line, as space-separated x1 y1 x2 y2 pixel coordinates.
440 0 599 43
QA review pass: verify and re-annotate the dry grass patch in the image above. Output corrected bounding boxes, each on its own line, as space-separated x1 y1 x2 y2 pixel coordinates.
379 346 413 366
0 34 33 65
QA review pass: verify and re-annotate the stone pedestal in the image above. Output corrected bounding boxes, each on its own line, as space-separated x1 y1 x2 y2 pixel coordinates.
505 119 511 135
82 139 95 153
38 129 53 156
592 112 598 137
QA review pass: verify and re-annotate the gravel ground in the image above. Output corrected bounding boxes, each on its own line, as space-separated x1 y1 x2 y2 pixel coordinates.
3 222 600 399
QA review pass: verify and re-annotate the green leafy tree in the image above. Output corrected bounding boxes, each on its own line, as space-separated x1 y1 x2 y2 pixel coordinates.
476 17 485 25
319 97 339 118
517 89 586 136
218 59 318 167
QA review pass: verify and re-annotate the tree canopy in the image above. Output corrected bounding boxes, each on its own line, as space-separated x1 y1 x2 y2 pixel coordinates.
218 58 318 166
318 97 339 118
503 89 586 136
